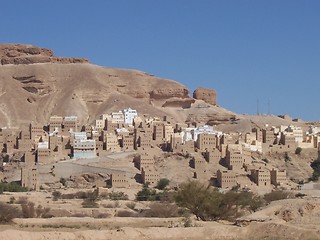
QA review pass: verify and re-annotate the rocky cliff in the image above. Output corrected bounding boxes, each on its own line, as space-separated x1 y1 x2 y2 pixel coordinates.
0 44 195 126
0 44 88 65
193 87 216 106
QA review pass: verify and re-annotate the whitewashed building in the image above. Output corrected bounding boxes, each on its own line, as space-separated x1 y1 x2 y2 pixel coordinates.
122 108 138 125
73 132 96 159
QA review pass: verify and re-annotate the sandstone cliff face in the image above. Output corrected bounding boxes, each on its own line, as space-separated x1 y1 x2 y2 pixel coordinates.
0 44 88 65
150 88 189 99
193 87 216 106
0 44 194 126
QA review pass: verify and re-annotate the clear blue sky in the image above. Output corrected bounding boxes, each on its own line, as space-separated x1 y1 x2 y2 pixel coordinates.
1 1 319 121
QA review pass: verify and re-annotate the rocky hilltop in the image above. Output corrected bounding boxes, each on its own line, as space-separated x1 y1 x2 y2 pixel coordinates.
193 87 216 106
0 44 304 130
0 44 88 65
0 44 231 127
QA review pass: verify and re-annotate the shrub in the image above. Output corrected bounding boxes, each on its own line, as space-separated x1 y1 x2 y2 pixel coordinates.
126 202 136 210
52 191 62 201
295 193 307 198
21 202 35 218
103 201 120 208
116 210 134 217
295 147 302 155
136 183 157 201
81 189 99 208
264 191 292 203
182 215 193 227
16 197 28 205
144 202 179 218
103 203 114 208
156 178 170 190
35 205 51 218
284 152 291 162
94 213 111 218
310 158 320 181
109 191 128 200
8 197 16 204
99 192 109 199
0 182 28 193
0 202 21 223
59 177 67 187
82 199 98 208
71 213 88 218
61 191 87 199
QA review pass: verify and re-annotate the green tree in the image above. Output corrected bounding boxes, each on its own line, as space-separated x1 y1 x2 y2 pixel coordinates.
175 181 265 221
295 147 302 155
136 183 157 201
156 178 170 190
174 181 225 221
310 158 320 181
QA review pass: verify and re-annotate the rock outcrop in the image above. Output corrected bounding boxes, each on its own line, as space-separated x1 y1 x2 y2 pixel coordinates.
0 44 88 65
162 98 195 108
0 44 196 126
150 88 189 99
0 44 238 127
193 87 216 106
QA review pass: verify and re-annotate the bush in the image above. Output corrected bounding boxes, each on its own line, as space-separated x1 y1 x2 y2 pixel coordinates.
81 189 99 208
8 197 15 204
126 202 136 210
59 177 67 187
103 203 114 208
71 213 88 218
109 191 128 200
144 202 179 218
35 205 51 218
94 213 111 218
295 147 302 155
264 191 292 203
0 202 21 223
21 202 35 218
116 210 134 217
295 193 306 198
82 199 98 208
61 191 87 199
156 190 175 203
136 183 157 201
52 191 62 201
16 197 28 205
156 178 170 190
182 215 193 227
0 182 28 193
284 152 291 162
310 158 320 181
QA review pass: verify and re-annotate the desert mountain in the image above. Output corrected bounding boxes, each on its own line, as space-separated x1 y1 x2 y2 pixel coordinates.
0 44 205 127
0 44 302 130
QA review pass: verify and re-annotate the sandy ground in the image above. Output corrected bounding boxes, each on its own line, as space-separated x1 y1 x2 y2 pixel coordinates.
1 194 320 240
